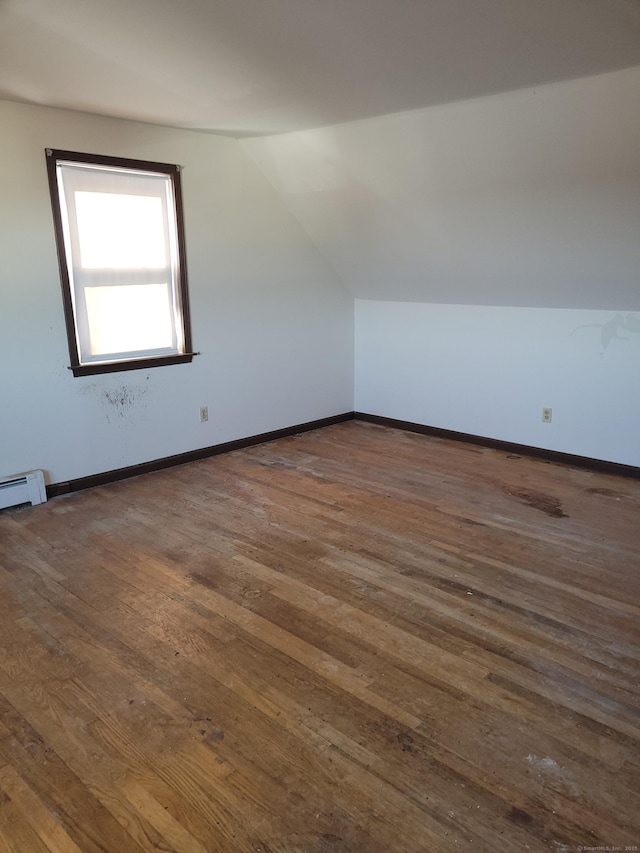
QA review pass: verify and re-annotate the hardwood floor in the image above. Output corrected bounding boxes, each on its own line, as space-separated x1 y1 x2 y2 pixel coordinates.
0 421 638 852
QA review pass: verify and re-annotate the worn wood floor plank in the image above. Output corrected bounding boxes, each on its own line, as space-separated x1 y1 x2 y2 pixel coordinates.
0 421 638 851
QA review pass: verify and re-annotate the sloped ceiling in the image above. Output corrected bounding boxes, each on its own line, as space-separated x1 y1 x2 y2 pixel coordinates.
244 67 640 309
1 0 640 137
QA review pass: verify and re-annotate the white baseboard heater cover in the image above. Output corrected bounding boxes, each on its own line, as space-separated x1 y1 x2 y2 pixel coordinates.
0 470 47 510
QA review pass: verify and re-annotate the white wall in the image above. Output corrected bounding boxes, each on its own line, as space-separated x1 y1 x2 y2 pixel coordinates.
3 65 639 482
355 301 640 466
245 67 640 465
0 100 353 486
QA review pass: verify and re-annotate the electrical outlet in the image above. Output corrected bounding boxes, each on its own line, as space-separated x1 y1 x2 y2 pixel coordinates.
542 407 552 423
199 406 208 423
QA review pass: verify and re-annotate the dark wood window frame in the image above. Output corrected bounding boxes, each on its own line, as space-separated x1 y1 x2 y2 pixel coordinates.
46 149 195 377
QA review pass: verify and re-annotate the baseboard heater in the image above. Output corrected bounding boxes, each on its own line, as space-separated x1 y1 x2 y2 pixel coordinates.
0 470 47 510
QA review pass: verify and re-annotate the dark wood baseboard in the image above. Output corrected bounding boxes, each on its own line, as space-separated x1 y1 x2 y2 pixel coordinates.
47 408 637 498
47 412 356 497
354 412 640 479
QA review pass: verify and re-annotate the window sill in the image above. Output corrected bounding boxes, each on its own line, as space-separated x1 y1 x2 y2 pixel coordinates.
70 352 196 377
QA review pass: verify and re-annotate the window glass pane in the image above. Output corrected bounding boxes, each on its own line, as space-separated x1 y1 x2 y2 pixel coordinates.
75 192 167 269
85 284 174 356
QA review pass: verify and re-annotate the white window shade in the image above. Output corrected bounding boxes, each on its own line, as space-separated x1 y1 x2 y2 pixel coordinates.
75 191 167 269
84 284 175 355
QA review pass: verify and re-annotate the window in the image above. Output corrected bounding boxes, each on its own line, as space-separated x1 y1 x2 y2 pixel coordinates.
46 149 194 376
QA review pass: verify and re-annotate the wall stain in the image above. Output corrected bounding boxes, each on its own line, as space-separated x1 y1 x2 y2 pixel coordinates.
571 312 640 350
102 385 147 417
79 376 150 424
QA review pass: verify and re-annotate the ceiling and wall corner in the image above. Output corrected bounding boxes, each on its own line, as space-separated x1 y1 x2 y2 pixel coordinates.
242 63 640 465
243 65 640 312
1 0 640 137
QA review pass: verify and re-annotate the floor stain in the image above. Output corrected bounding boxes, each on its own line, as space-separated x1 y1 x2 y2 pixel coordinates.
506 489 568 518
507 806 533 826
396 731 415 753
586 487 623 498
525 753 581 798
188 572 217 590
